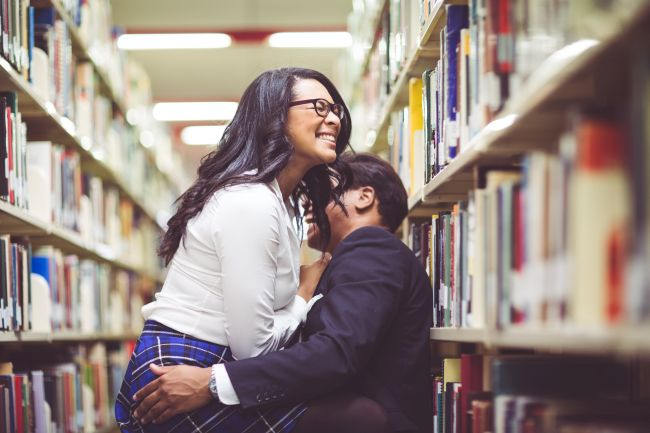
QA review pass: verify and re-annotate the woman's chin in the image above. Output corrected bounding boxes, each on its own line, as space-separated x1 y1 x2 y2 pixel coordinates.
319 149 337 164
302 148 337 168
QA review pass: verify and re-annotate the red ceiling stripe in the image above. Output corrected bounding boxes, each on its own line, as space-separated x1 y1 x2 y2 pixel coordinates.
122 27 347 44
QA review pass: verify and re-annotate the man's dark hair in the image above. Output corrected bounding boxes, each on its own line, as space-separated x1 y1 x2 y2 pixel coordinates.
340 152 408 233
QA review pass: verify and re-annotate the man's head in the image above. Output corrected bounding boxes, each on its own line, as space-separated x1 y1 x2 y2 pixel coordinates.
307 152 408 253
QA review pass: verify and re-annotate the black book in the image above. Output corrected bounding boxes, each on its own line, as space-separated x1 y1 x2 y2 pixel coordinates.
0 383 7 433
492 356 631 399
0 376 15 433
0 236 7 330
0 96 7 199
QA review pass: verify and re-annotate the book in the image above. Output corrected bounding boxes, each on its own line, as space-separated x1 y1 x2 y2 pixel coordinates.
445 5 469 160
460 354 484 433
408 77 424 195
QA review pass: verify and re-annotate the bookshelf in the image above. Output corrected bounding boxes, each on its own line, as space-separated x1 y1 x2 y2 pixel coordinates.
31 0 130 113
30 0 179 190
0 330 139 343
410 0 650 207
429 326 650 355
350 0 650 430
0 20 168 228
0 0 176 429
353 0 460 153
347 0 389 91
0 198 163 283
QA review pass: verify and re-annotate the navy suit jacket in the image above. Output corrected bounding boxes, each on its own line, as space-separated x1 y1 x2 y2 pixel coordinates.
225 226 433 433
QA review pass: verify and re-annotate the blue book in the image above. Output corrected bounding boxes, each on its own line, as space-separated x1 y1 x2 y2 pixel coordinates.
446 5 469 122
28 7 34 83
30 256 52 285
34 7 56 26
445 5 469 159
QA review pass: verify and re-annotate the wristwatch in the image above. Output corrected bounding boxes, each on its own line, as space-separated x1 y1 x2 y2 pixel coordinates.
209 365 219 399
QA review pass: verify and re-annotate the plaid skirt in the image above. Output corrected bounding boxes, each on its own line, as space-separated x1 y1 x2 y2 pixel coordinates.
115 320 308 433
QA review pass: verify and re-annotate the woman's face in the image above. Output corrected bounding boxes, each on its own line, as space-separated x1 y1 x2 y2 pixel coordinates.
286 78 342 167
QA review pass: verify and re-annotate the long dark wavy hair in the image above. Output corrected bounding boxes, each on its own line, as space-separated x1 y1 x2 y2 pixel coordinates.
159 68 352 265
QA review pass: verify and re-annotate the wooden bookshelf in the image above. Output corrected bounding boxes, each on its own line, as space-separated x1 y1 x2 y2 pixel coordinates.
0 52 164 228
397 0 650 210
0 200 164 283
0 330 140 343
407 188 423 212
429 327 487 344
366 0 450 153
349 0 389 88
31 0 128 113
30 0 178 192
430 326 650 355
355 0 650 212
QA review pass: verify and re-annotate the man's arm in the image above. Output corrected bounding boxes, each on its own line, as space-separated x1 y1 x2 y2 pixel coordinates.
225 230 404 409
134 229 405 423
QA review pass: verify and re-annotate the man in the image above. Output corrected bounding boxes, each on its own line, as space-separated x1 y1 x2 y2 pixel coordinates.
133 153 433 433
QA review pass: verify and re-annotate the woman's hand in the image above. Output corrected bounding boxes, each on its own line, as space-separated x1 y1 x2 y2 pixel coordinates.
297 253 332 301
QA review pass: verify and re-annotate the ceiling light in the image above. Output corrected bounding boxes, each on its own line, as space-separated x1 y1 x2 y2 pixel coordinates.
181 125 228 146
268 32 352 48
152 102 238 122
117 33 232 50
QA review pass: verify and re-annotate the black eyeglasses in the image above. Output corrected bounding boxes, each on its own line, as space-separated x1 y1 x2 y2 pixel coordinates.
288 98 345 120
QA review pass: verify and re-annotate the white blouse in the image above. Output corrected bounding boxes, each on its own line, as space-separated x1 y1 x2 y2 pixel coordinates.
142 178 307 360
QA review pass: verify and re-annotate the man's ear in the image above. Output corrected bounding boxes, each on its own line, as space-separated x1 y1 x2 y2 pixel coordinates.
354 186 376 212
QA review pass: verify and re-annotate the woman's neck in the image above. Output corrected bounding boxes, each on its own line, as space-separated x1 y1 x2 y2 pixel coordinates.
276 158 311 200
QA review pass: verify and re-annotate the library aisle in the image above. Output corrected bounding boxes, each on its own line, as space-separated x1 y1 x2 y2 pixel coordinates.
1 0 649 432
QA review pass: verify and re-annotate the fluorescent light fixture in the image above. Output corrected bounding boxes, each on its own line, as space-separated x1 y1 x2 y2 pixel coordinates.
181 125 228 146
117 33 232 50
152 102 238 122
268 32 352 48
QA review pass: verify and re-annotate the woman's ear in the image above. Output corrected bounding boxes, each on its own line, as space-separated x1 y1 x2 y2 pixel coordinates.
354 186 376 212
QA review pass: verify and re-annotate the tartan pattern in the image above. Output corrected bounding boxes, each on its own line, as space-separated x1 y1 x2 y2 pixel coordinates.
115 320 308 433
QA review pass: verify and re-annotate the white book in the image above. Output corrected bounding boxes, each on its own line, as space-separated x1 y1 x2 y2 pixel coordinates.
79 260 97 333
31 371 48 433
30 273 52 333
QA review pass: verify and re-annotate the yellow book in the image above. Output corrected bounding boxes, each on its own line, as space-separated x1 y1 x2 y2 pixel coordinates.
443 358 461 386
408 78 424 195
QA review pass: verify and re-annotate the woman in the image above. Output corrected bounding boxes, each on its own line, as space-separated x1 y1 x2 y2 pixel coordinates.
115 67 351 432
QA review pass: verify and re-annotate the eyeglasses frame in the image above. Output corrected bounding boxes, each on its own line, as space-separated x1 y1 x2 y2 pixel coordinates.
288 98 345 120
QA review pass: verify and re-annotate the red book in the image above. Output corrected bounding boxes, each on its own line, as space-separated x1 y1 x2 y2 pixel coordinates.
63 371 71 433
461 355 483 433
497 0 513 73
13 375 24 433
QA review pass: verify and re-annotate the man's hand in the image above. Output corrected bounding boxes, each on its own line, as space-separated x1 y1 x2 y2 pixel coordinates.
132 364 213 424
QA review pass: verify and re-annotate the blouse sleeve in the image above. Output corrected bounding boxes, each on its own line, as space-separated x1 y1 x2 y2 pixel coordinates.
211 188 307 360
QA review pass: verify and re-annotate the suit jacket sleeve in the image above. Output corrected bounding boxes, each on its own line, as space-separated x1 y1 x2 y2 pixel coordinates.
224 228 405 409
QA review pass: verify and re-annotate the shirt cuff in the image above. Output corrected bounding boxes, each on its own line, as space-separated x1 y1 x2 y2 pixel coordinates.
287 293 323 323
306 293 323 314
212 364 240 405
